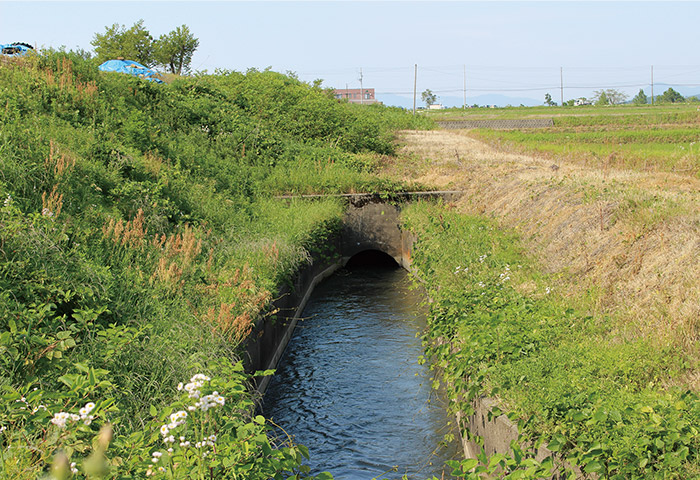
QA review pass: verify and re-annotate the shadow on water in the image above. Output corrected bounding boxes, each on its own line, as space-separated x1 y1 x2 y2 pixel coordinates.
263 250 461 479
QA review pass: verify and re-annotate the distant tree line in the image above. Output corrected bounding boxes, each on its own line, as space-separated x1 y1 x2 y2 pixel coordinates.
544 86 694 107
91 20 199 75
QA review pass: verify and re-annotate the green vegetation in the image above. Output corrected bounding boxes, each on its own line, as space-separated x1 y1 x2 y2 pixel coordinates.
404 202 700 479
91 20 199 74
0 50 430 478
428 104 700 177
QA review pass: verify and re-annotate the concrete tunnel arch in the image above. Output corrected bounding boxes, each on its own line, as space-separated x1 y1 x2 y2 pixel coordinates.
339 198 414 270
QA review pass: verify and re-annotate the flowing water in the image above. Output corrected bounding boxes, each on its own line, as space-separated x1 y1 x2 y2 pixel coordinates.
263 257 460 479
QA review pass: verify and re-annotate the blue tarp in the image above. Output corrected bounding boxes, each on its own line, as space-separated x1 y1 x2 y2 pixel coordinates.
1 43 34 56
98 59 163 83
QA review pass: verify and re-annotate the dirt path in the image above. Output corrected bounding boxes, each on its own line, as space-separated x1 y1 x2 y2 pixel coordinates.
390 129 699 388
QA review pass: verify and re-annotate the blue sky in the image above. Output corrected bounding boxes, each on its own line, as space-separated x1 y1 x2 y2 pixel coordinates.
3 1 700 106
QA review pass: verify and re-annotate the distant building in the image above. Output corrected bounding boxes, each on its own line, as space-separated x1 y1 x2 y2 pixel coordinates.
428 104 445 110
333 88 380 104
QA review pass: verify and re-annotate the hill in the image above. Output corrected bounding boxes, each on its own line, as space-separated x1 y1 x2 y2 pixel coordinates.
0 51 430 478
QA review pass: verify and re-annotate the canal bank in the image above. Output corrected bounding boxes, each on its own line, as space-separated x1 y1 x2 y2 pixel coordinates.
245 192 558 477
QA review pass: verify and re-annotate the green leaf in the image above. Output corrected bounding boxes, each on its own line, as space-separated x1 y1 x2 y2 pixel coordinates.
592 409 607 423
461 458 478 471
584 460 603 473
149 405 158 416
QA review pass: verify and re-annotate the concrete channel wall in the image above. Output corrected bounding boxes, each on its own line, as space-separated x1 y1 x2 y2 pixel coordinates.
245 191 568 476
246 191 460 390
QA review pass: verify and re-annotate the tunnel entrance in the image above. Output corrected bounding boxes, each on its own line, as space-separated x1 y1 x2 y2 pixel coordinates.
344 249 399 269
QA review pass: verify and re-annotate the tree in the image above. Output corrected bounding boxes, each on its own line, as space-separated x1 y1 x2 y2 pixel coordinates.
91 20 155 67
592 88 628 106
154 25 199 75
421 89 437 106
632 89 648 105
594 90 609 106
544 93 557 106
659 87 684 103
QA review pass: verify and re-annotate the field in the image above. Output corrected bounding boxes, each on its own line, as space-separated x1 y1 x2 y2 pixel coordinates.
427 104 700 177
388 101 700 476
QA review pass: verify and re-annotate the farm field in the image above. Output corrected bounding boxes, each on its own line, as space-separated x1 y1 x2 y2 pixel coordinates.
428 104 700 177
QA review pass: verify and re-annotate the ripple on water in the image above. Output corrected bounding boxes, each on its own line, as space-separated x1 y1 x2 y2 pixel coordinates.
264 265 460 480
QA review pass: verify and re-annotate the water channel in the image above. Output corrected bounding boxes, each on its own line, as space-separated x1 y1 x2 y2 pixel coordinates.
263 252 460 479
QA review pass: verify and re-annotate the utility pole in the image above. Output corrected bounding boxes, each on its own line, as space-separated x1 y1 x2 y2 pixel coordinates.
413 64 417 115
560 67 564 106
359 68 364 105
463 64 467 108
651 65 654 106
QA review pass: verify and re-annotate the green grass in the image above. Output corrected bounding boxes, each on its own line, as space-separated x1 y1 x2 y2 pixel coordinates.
0 50 428 478
426 103 700 177
402 201 700 479
424 103 700 121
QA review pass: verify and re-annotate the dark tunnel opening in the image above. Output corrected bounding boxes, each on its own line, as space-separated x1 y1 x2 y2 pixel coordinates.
344 249 399 269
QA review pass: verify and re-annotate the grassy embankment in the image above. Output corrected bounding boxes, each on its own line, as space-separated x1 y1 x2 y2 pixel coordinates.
390 105 699 478
0 51 431 479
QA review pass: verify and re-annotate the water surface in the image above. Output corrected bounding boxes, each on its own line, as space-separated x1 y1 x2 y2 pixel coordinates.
264 261 459 479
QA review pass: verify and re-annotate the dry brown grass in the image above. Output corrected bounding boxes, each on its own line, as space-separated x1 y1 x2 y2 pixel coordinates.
392 129 699 389
200 266 272 342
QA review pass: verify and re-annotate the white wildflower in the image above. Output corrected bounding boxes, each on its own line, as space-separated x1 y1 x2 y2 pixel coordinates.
3 195 11 207
79 402 95 417
50 412 71 428
70 462 78 474
196 393 225 411
169 410 187 423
